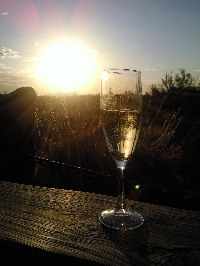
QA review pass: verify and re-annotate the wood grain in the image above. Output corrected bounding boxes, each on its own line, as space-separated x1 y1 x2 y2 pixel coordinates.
0 181 200 265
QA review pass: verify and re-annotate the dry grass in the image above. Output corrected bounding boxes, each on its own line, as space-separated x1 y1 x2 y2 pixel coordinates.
34 93 200 197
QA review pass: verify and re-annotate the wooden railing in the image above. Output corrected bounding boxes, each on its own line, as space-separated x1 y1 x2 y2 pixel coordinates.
0 181 200 265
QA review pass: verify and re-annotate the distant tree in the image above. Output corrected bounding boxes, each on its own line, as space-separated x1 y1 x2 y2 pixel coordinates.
161 71 174 91
174 69 197 90
150 69 199 94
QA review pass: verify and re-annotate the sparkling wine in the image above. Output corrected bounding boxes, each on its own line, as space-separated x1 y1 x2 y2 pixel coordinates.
99 68 144 230
101 109 141 162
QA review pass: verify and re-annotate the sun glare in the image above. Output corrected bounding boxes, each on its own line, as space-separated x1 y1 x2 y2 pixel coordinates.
101 69 108 81
36 40 97 93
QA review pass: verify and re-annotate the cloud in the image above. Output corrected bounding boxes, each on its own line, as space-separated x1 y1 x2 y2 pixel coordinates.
0 63 21 78
0 46 37 93
0 46 35 63
0 63 35 91
0 47 20 59
0 63 12 72
1 12 8 16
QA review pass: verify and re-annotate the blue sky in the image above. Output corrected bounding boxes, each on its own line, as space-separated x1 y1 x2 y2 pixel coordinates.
0 0 200 95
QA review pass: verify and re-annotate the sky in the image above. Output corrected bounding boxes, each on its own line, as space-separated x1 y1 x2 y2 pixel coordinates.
0 0 200 95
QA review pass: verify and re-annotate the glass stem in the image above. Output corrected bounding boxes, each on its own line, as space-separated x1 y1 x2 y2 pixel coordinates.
116 167 126 210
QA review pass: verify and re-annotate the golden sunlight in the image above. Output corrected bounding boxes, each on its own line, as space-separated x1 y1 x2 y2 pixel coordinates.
36 40 97 93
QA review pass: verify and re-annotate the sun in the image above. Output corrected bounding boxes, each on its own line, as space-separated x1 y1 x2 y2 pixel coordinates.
36 40 97 93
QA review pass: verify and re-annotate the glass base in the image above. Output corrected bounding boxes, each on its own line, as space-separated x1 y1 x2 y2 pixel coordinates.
99 209 144 230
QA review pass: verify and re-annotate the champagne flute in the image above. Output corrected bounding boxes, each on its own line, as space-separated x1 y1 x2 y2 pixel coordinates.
99 68 144 230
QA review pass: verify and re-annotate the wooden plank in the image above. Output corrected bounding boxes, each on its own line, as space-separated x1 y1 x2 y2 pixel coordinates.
0 181 200 266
